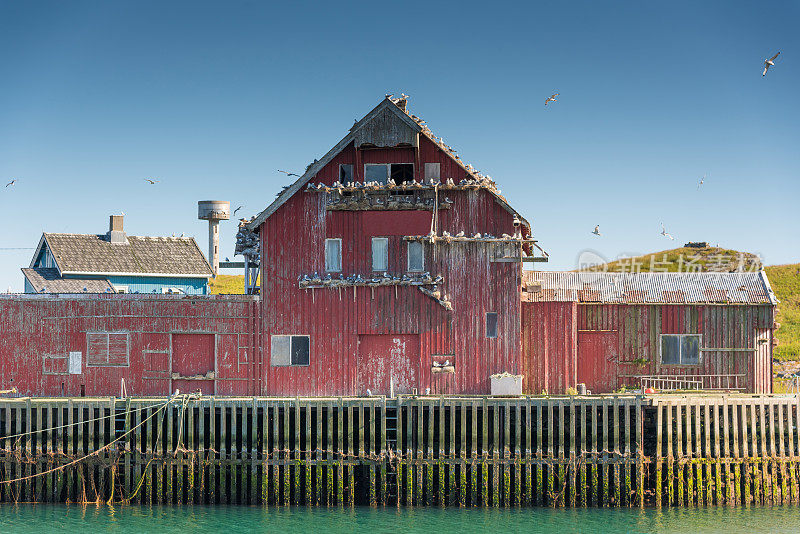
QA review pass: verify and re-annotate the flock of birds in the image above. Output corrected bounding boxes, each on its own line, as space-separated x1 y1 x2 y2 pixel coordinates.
575 52 780 243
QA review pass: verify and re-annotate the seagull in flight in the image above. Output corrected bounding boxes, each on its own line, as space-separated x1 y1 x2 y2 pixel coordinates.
763 52 780 76
5 179 15 187
592 225 601 236
233 205 243 215
144 178 159 184
660 223 675 240
698 174 706 190
545 93 559 106
278 169 300 177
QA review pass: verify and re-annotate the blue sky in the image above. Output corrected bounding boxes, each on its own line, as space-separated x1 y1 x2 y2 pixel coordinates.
0 0 798 291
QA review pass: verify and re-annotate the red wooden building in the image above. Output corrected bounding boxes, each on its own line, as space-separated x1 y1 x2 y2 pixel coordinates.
243 95 548 396
522 271 778 394
0 96 780 397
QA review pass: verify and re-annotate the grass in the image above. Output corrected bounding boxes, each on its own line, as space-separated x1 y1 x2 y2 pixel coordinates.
581 246 762 273
764 264 800 361
208 274 245 294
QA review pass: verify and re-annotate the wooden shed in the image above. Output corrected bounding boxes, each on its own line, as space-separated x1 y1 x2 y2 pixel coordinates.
522 271 778 394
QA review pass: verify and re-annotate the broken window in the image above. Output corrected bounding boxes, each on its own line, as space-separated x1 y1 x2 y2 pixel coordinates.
391 163 415 184
660 334 701 365
271 335 310 366
486 313 498 339
339 164 353 183
325 238 341 272
372 237 389 272
407 241 424 272
86 332 129 366
424 163 440 181
365 164 389 184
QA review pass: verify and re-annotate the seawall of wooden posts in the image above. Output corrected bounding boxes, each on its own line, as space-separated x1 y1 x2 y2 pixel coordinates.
0 394 798 507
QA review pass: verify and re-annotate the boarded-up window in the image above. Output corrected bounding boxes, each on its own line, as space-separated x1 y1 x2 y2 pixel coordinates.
408 241 424 272
660 334 701 365
365 164 389 184
325 238 341 272
271 335 310 366
87 332 129 366
424 163 440 181
339 164 353 183
372 237 388 271
486 312 498 339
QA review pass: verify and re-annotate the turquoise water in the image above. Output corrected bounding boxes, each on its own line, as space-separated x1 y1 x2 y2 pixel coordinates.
1 505 800 533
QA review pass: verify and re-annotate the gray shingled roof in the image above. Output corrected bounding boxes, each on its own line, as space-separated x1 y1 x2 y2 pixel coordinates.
523 271 777 305
42 233 213 277
22 268 115 293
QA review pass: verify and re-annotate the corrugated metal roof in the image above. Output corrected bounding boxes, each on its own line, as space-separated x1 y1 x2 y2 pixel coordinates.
41 233 213 277
523 271 777 305
21 268 115 293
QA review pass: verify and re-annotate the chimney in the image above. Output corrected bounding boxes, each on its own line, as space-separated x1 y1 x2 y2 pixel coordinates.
108 215 127 244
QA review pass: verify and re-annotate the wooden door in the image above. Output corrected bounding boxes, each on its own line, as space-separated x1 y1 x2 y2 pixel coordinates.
577 331 619 393
357 334 419 396
171 333 216 395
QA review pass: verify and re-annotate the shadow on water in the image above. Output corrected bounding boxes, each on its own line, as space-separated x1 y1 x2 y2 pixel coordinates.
2 504 800 533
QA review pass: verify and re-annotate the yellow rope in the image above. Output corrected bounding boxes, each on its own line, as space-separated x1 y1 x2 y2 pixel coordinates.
0 398 173 486
0 402 159 442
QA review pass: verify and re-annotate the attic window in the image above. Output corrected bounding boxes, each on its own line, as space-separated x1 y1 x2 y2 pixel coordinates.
339 164 353 183
424 163 440 181
391 163 414 184
365 164 389 184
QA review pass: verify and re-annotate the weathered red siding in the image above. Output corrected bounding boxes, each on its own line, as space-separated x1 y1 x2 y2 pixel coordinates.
260 136 523 395
0 295 260 397
522 301 775 394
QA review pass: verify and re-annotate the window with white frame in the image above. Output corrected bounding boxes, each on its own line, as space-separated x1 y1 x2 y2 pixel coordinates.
408 241 424 272
325 238 342 272
372 237 389 272
271 335 310 366
660 334 701 365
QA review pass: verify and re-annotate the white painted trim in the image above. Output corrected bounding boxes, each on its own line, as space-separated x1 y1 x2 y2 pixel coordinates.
61 270 211 278
407 240 425 272
325 238 342 273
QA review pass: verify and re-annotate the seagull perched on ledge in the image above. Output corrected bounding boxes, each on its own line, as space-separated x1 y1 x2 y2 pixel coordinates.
545 93 559 106
763 52 780 76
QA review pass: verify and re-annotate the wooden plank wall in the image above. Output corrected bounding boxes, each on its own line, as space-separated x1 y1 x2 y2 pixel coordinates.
1 394 796 507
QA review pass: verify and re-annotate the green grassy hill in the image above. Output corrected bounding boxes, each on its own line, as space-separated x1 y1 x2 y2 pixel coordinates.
765 264 800 361
582 246 762 273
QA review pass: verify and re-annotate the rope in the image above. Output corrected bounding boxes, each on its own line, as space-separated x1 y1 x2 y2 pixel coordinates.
0 397 174 486
0 402 161 442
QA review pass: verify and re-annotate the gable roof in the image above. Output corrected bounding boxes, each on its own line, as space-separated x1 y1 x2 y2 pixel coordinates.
22 268 115 293
35 233 214 278
523 271 778 305
246 96 530 231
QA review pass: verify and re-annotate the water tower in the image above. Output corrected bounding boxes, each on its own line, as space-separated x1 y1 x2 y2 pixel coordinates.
198 200 230 276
